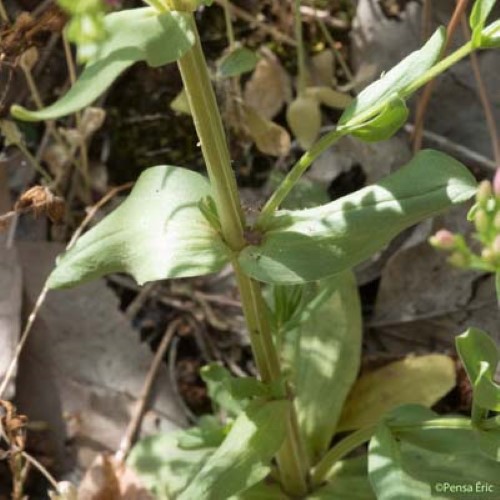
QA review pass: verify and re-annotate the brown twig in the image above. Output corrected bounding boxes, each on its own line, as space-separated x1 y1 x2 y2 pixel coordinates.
404 123 497 171
412 0 471 152
460 16 500 166
213 0 296 46
0 182 134 398
115 319 181 465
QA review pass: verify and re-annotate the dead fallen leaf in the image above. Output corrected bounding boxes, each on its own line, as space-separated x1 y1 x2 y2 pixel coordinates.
337 354 456 431
286 95 321 150
243 48 292 120
311 49 336 87
78 454 153 500
242 104 291 157
14 243 186 472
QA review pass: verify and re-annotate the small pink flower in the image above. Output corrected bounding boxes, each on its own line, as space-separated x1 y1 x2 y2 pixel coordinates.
493 169 500 197
430 229 456 249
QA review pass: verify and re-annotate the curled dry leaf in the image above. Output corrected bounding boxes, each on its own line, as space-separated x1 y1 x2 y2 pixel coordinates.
14 185 65 223
0 119 23 146
242 104 291 157
48 482 78 500
305 86 353 109
286 95 322 150
311 49 336 87
19 46 39 71
244 48 292 120
79 107 106 138
78 453 153 500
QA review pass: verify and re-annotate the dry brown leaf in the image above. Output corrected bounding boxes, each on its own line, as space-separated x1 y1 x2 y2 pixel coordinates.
243 48 292 120
78 454 153 500
311 49 336 87
337 354 456 431
286 95 321 150
243 104 291 157
306 86 352 109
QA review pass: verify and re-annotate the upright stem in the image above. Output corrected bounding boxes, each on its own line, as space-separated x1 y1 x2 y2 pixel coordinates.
223 0 236 49
294 0 307 96
171 8 309 495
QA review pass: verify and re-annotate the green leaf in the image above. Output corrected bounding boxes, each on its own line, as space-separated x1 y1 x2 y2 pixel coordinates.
369 409 500 500
240 150 477 284
179 400 290 500
470 0 497 46
201 364 248 416
218 46 259 78
369 424 428 500
339 27 446 127
230 481 288 499
309 457 375 499
47 165 228 289
288 272 362 464
128 431 215 499
482 19 500 47
350 97 409 143
456 328 500 412
337 355 456 432
12 8 195 121
177 416 227 450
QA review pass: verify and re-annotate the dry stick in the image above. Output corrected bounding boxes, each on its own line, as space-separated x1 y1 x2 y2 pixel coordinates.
21 452 58 490
412 0 470 152
0 182 134 399
461 17 500 166
404 123 497 171
125 282 157 321
213 0 296 46
62 34 92 193
115 319 181 465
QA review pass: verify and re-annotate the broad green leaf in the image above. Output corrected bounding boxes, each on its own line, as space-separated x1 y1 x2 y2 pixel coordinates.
218 46 259 78
289 272 362 464
48 166 228 289
200 364 255 416
128 432 215 499
350 97 409 143
177 416 227 450
369 424 428 500
339 27 446 127
470 0 497 46
179 400 290 500
309 457 375 499
337 355 456 432
231 480 287 499
268 172 329 211
477 427 500 460
456 328 500 411
12 8 195 121
369 409 500 500
240 150 477 284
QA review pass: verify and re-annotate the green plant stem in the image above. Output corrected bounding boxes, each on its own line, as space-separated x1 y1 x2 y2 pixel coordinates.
257 40 475 226
312 425 376 486
312 418 475 486
294 0 307 96
170 8 309 495
258 128 347 226
223 0 235 49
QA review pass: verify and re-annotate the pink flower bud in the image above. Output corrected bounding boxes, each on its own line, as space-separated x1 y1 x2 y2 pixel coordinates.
494 169 500 197
430 229 456 250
